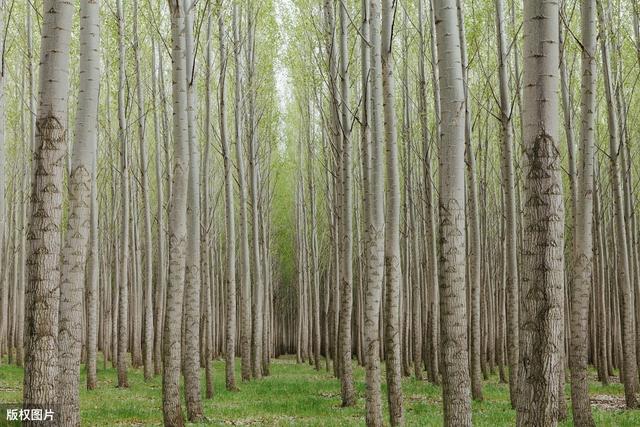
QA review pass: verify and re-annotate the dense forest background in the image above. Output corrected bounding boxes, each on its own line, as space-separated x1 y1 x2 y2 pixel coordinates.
1 0 640 426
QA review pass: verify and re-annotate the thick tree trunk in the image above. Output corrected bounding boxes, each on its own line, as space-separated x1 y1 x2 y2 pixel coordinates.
57 0 100 423
434 0 472 425
517 0 564 424
23 0 74 412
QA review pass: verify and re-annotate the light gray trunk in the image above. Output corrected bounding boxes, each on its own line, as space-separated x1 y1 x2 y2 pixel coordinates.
568 0 597 424
163 2 190 425
434 0 472 423
23 0 74 411
598 1 639 409
183 0 203 420
219 3 238 391
232 4 252 382
517 0 564 424
116 0 130 389
57 0 100 423
381 0 403 424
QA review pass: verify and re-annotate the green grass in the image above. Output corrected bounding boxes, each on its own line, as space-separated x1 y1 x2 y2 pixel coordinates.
1 356 639 426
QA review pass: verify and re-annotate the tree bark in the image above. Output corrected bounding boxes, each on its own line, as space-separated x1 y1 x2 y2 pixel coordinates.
57 0 100 423
517 0 564 424
23 0 74 412
163 1 190 425
598 1 639 409
568 0 597 424
219 2 238 391
182 0 204 420
381 0 403 424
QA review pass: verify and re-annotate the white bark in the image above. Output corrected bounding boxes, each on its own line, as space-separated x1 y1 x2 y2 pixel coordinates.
183 0 203 419
434 0 472 423
163 1 190 425
23 0 74 409
57 0 100 423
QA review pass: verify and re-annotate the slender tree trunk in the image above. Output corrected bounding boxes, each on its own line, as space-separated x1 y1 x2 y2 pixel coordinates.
568 0 597 424
337 0 356 407
426 0 441 384
455 0 483 402
116 0 130 389
246 5 264 380
381 0 403 424
131 0 155 383
494 0 519 408
182 0 204 420
151 40 166 378
0 0 4 367
233 4 252 382
57 0 100 423
219 3 238 391
598 1 639 408
163 2 190 425
87 143 99 389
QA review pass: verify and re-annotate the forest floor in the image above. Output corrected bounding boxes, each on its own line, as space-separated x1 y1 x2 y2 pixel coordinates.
0 355 639 426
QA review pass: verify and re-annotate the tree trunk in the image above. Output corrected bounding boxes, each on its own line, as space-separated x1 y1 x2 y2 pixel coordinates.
434 0 472 424
232 3 253 382
494 0 519 408
598 1 639 408
337 0 356 407
163 1 190 425
219 2 238 391
381 0 403 424
568 0 597 424
517 0 564 424
116 0 130 389
23 0 74 412
57 0 100 423
182 0 204 420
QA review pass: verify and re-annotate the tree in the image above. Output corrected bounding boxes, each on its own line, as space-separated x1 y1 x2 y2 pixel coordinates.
568 0 597 424
132 0 155 383
183 0 204 420
218 0 238 392
381 0 403 423
163 1 190 425
233 3 253 382
434 0 472 423
517 0 564 424
116 0 130 389
57 0 100 423
23 0 74 410
494 0 519 408
598 0 639 409
337 0 356 408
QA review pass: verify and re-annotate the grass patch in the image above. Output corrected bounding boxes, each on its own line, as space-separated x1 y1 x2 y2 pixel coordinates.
1 356 639 425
